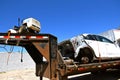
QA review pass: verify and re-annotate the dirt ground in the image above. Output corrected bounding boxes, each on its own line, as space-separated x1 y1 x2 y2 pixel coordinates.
0 68 48 80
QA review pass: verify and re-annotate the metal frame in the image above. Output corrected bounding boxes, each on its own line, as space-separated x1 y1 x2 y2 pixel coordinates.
0 33 120 80
0 33 64 80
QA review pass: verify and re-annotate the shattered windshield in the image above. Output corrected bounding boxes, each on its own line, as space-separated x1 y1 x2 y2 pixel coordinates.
83 35 96 40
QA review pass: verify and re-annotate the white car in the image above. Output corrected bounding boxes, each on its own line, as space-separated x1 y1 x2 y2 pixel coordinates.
58 34 120 64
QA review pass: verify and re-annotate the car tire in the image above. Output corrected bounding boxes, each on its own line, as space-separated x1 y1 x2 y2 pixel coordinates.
80 54 90 64
78 48 93 64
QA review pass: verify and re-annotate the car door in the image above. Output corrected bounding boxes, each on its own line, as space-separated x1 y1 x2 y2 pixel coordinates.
104 41 120 57
91 35 108 58
84 35 107 58
95 35 120 58
105 42 120 57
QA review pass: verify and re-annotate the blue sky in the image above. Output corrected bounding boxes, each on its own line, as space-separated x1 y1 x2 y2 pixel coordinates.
0 0 120 42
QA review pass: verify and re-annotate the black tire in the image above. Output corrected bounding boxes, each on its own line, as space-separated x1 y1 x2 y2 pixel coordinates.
78 48 93 64
80 54 91 64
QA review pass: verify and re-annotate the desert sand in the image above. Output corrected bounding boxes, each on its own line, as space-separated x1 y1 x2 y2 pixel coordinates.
0 69 40 80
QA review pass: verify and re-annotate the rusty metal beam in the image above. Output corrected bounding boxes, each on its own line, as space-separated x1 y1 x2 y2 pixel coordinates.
0 33 67 80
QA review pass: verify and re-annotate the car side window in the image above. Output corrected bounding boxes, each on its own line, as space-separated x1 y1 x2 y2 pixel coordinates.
95 35 113 44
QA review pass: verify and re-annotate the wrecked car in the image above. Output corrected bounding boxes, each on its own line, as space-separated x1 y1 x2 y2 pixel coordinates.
58 34 120 64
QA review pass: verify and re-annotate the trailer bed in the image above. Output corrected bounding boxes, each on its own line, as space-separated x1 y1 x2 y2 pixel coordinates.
0 33 120 80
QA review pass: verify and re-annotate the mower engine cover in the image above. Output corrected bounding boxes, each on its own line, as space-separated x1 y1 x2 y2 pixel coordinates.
22 18 41 32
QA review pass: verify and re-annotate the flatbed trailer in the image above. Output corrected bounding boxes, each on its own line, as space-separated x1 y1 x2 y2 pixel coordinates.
0 33 120 80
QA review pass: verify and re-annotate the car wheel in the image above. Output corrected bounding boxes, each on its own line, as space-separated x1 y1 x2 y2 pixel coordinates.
80 55 90 64
78 48 93 64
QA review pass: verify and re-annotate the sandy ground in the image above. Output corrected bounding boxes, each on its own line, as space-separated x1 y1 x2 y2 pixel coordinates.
0 68 49 80
0 69 39 80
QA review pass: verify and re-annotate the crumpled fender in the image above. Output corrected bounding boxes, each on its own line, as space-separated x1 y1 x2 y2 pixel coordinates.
74 42 89 58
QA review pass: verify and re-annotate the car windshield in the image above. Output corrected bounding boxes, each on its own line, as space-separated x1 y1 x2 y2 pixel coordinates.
83 35 96 40
83 34 113 44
